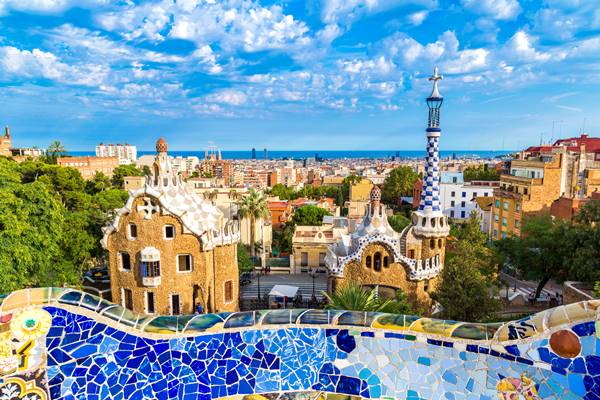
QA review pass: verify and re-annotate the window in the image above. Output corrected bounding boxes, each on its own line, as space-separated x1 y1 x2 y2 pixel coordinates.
473 192 478 197
224 281 233 303
450 211 455 218
495 199 500 207
424 280 429 292
484 192 488 197
177 254 192 272
365 255 372 268
319 252 326 267
438 239 443 247
383 256 389 268
373 253 382 272
494 214 499 222
450 200 455 207
501 232 507 239
171 294 180 315
122 288 133 311
146 292 155 314
462 192 466 197
119 252 131 271
164 225 175 239
451 191 456 197
493 230 498 237
516 203 521 212
461 211 466 218
409 249 415 258
502 217 507 227
128 223 137 239
503 202 509 211
461 201 466 208
524 188 528 195
142 261 160 277
430 239 435 249
301 252 308 267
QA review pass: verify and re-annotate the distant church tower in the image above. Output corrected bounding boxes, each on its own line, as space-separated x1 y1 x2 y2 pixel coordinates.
411 66 451 239
0 126 12 157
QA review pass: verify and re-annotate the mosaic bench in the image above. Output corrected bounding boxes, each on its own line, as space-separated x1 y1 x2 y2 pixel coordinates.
0 288 598 399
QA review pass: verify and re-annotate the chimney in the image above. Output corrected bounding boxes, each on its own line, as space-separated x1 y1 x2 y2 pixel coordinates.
4 126 10 138
581 133 588 139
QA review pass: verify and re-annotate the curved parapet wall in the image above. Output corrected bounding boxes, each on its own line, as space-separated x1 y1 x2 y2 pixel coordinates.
0 288 599 399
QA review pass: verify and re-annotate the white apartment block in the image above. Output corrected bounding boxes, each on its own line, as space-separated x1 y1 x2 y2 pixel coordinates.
439 172 499 220
96 143 137 164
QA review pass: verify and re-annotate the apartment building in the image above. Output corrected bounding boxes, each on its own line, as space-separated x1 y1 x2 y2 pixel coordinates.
57 156 119 179
492 134 600 239
439 172 499 220
96 143 137 164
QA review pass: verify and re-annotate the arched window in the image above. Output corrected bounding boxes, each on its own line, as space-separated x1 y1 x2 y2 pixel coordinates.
365 255 372 268
374 252 382 272
438 238 443 248
409 249 415 258
430 239 435 249
383 256 389 268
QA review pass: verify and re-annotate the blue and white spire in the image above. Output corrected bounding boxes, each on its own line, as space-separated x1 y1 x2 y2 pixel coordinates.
419 67 443 213
412 67 450 238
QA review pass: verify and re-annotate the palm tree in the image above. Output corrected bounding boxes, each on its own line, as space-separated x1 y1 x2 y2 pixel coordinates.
323 283 413 314
237 189 270 257
47 140 67 163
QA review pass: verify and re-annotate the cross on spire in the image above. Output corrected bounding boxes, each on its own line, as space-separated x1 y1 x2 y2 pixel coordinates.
428 66 443 98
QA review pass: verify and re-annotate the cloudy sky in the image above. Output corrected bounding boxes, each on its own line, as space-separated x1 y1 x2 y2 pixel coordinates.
1 0 599 151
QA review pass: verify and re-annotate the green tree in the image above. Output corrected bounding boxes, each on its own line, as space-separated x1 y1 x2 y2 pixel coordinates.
269 184 296 200
432 213 500 321
111 164 144 187
495 214 572 298
237 245 254 274
324 282 413 314
382 166 418 206
87 171 112 194
46 140 68 164
237 189 270 257
463 165 500 182
388 214 410 232
291 205 331 226
335 188 344 207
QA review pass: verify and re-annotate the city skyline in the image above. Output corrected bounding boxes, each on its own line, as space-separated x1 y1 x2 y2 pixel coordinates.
1 0 600 151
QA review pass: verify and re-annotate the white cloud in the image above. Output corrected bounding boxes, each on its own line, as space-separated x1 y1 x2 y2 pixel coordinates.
408 11 428 25
503 30 551 63
321 0 436 26
206 89 247 105
0 46 108 86
0 0 106 15
98 0 310 54
461 0 520 20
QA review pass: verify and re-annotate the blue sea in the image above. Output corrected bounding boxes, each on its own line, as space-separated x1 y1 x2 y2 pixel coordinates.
70 150 511 160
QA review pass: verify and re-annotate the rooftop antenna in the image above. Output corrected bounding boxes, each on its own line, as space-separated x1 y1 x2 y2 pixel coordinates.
539 132 544 146
551 120 563 143
583 117 587 134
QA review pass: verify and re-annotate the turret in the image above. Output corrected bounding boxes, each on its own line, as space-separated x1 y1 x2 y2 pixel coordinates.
412 67 450 238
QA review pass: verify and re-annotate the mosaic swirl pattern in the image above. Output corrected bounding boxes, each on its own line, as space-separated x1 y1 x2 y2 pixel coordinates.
0 288 599 399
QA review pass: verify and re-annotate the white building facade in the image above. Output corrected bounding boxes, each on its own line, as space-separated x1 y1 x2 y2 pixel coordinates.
439 172 499 220
96 143 137 164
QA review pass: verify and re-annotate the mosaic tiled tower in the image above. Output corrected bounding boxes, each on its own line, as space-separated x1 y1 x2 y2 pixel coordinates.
412 67 450 238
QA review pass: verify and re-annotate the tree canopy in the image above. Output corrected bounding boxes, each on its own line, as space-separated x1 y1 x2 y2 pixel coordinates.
381 166 418 206
496 207 600 298
388 214 410 232
463 165 499 182
291 205 331 226
111 164 145 187
0 156 129 292
432 213 500 321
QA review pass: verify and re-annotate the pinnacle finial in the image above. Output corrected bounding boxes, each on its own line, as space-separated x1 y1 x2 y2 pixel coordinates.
428 66 443 98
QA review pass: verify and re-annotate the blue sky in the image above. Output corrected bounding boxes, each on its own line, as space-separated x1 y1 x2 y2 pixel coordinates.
1 0 600 151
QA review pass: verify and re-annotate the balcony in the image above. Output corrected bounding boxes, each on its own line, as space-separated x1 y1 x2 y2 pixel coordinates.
142 276 161 287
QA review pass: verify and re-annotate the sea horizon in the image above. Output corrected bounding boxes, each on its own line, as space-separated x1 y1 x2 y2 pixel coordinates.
70 149 513 160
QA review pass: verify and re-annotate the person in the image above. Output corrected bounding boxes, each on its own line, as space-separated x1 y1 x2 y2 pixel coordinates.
196 303 203 314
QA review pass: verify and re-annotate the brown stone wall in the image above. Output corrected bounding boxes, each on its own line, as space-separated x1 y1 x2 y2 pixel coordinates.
108 196 239 315
334 242 435 311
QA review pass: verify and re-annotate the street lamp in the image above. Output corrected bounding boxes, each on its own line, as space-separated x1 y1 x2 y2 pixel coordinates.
309 268 317 307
